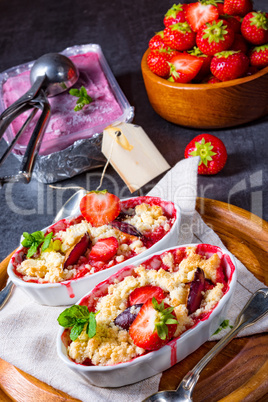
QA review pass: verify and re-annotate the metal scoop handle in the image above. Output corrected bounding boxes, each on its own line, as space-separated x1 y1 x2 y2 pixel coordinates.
0 90 50 185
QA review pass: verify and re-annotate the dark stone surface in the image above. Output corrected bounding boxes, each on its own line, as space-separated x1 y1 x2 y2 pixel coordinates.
0 0 267 261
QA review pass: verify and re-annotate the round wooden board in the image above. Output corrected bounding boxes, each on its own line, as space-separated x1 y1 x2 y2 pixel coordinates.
0 198 267 402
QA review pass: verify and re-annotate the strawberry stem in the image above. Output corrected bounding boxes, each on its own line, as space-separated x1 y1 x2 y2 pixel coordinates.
189 137 217 166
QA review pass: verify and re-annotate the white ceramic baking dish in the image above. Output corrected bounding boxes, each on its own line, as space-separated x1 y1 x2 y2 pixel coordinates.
56 243 237 387
7 196 180 306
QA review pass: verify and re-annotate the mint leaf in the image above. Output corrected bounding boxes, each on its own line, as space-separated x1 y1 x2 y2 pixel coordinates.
70 321 87 341
42 232 54 252
57 306 98 340
21 230 54 258
87 312 97 338
213 319 233 335
69 86 93 112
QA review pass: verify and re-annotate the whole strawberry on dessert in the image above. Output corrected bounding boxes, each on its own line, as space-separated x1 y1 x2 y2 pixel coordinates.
241 11 268 45
210 50 249 81
196 19 235 56
223 0 253 17
185 134 227 175
249 44 268 68
164 3 186 27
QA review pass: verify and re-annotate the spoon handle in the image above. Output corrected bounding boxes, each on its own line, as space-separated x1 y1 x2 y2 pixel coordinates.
179 288 268 397
0 281 14 311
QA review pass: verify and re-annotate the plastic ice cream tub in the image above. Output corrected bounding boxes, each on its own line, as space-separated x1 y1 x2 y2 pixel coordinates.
0 44 134 182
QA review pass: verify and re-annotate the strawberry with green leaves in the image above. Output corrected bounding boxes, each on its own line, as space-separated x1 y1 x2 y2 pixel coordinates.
223 0 253 17
196 19 235 55
147 50 177 77
164 3 186 27
185 0 220 32
149 31 168 51
185 134 227 175
163 22 196 51
80 190 120 227
188 46 213 81
249 44 268 68
210 50 249 81
169 53 204 83
129 297 178 351
241 11 268 45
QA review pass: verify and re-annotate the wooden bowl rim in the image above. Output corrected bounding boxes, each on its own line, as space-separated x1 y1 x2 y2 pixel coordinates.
141 48 268 90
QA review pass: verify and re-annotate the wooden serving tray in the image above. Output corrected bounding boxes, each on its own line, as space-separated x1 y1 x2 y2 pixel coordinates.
0 198 267 402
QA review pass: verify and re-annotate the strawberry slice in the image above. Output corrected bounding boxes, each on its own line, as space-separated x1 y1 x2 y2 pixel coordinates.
80 190 120 227
185 2 219 32
129 298 178 351
89 237 119 262
129 286 166 306
169 53 203 83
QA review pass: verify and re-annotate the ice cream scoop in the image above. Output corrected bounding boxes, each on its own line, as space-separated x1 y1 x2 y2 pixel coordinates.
0 53 78 185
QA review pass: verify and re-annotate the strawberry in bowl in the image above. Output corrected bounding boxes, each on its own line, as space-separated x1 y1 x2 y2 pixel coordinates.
7 192 180 306
57 243 236 387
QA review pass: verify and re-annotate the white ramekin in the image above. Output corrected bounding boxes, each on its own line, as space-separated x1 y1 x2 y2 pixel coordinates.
7 196 181 306
57 243 237 387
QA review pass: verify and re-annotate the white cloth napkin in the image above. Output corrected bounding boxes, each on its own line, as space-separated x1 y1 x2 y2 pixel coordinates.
0 157 267 402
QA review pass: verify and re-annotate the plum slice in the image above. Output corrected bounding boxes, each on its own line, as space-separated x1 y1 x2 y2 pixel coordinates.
64 233 91 269
111 221 142 237
114 304 143 330
187 267 206 315
115 208 135 221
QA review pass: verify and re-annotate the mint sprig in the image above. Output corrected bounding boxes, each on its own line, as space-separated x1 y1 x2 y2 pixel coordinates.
152 297 179 340
57 305 98 341
213 319 233 335
69 86 93 111
21 231 54 258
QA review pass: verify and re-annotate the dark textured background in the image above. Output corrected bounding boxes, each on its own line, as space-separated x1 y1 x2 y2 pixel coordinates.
0 0 267 261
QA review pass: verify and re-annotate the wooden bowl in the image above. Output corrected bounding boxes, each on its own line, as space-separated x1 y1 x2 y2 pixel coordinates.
141 48 268 129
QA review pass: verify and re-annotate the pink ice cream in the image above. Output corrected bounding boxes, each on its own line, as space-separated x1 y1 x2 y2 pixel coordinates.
2 52 123 155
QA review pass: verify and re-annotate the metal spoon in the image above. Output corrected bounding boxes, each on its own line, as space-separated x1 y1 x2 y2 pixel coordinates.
0 53 79 185
143 288 268 402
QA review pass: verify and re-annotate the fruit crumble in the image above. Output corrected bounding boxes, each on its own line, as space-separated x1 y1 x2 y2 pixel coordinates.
11 195 177 284
59 244 232 366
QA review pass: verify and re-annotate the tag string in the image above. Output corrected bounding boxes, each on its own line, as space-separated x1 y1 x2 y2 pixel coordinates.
49 130 120 192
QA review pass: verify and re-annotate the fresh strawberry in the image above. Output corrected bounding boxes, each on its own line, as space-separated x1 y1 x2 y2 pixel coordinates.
164 3 186 27
231 33 248 53
185 134 227 175
89 237 118 262
223 0 253 17
210 50 249 81
80 190 120 227
196 19 235 55
163 22 196 51
129 298 178 351
188 46 213 81
222 15 242 34
185 1 219 32
147 50 172 77
216 1 225 15
169 53 204 83
249 44 268 68
129 286 166 306
241 11 268 45
149 31 168 51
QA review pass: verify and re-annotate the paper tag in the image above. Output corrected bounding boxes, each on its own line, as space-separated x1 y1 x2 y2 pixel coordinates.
102 123 170 193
